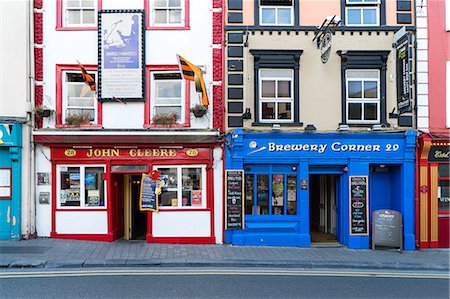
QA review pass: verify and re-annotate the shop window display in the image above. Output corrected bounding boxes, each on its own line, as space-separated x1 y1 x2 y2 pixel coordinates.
58 165 106 208
156 165 206 208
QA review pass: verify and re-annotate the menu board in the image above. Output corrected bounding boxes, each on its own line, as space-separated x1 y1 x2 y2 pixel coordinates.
140 174 158 212
372 209 403 253
226 170 244 230
349 176 369 235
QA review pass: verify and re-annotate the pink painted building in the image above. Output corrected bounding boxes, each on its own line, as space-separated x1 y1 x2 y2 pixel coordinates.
416 0 450 248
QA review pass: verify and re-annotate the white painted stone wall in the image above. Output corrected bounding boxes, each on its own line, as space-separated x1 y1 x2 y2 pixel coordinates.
416 0 429 131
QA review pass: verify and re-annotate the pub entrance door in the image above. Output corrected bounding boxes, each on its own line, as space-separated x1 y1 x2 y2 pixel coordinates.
309 174 338 243
123 174 147 240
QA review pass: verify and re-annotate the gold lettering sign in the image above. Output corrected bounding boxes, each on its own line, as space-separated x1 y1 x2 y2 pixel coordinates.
186 149 199 157
64 149 76 157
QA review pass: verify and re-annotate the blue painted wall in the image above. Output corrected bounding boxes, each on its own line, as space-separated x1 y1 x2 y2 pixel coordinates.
0 124 22 240
225 129 416 250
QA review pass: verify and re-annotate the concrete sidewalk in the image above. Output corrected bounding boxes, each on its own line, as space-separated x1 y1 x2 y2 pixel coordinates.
0 238 449 271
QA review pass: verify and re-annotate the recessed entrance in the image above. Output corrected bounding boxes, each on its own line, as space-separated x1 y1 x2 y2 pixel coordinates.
309 174 338 243
124 174 147 240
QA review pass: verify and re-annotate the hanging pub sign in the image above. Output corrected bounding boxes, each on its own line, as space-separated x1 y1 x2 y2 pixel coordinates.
349 176 369 235
226 170 244 230
395 27 413 114
98 9 145 102
320 31 332 63
140 171 161 212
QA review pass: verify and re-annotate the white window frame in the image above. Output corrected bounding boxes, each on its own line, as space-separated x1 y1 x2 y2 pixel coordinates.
346 0 380 3
259 1 294 26
345 69 380 124
259 69 294 123
345 6 379 26
62 70 98 125
447 0 450 32
151 0 185 27
150 71 185 124
63 0 97 28
154 165 207 209
56 165 107 209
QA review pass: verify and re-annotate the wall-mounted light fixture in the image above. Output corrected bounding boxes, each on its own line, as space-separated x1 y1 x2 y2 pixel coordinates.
272 124 281 131
337 123 349 131
304 124 316 132
292 165 297 171
241 108 252 120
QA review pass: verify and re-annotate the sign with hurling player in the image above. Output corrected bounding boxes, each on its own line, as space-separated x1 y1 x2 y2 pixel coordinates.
98 10 145 102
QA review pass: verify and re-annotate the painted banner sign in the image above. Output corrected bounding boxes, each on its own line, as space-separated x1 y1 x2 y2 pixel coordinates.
140 174 158 212
349 176 369 235
428 145 450 162
226 170 244 230
98 10 145 102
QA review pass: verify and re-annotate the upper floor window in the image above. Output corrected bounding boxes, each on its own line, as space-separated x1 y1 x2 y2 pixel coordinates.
345 0 380 26
259 0 293 26
56 65 101 126
346 70 380 124
61 0 98 28
259 69 293 122
149 0 188 28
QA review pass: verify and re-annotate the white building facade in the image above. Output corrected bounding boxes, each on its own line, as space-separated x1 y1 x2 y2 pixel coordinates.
33 0 224 243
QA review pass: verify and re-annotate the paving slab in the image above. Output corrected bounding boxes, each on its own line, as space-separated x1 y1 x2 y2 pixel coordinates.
9 259 46 268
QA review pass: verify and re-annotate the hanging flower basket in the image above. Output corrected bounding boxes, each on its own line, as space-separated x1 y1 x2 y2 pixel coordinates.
190 104 208 118
34 106 54 118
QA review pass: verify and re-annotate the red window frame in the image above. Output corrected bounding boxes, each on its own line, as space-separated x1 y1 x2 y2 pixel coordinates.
56 0 103 31
0 168 12 199
56 64 103 128
145 0 190 30
145 65 191 128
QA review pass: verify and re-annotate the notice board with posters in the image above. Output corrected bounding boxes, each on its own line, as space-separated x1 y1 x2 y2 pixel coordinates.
349 176 369 235
226 170 244 230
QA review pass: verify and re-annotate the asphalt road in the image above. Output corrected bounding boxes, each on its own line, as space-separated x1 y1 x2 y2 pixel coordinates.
0 268 448 299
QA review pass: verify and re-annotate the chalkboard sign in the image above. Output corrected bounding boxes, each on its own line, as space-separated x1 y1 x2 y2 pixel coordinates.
226 170 244 230
349 176 369 235
372 209 403 253
140 174 158 212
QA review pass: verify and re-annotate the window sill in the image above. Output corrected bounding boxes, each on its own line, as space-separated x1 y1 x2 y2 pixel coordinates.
56 124 103 129
147 26 190 30
56 26 98 31
144 123 190 128
251 122 303 127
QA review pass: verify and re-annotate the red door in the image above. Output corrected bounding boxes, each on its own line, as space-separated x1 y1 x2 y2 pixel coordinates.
111 174 124 240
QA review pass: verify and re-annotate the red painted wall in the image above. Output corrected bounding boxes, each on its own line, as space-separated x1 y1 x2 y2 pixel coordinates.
428 0 450 133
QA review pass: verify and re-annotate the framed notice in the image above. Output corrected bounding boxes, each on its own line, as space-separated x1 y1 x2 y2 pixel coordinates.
226 170 244 230
140 174 158 212
0 168 11 198
349 176 369 235
98 9 145 102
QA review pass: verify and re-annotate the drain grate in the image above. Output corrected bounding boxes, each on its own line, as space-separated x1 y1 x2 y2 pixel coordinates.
0 246 50 254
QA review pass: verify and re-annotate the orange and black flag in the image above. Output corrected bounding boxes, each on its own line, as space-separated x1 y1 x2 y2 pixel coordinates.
77 61 96 98
176 54 209 108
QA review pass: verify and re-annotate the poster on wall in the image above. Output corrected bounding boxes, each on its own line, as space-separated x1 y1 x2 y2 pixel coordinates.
349 176 369 235
226 170 244 230
98 9 145 102
0 169 11 197
395 29 413 114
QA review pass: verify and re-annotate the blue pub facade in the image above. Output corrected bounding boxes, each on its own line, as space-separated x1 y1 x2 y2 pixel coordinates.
0 123 22 240
225 129 416 250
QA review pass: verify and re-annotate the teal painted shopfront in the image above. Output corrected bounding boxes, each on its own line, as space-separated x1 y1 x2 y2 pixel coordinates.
0 124 22 240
